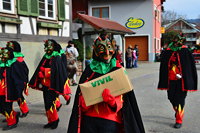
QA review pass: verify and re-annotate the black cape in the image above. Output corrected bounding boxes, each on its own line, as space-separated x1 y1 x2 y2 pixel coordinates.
67 65 145 133
158 48 197 91
0 60 29 101
29 54 68 94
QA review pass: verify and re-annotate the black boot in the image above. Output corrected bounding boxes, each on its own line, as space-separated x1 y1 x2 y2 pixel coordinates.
2 119 6 123
2 124 18 131
43 123 53 128
66 97 71 105
174 123 182 129
2 112 19 131
57 104 62 112
51 119 59 129
43 119 59 129
20 111 29 118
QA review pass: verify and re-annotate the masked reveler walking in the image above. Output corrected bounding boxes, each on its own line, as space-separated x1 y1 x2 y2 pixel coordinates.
68 34 145 133
157 33 198 128
29 39 71 129
6 41 29 118
0 47 28 130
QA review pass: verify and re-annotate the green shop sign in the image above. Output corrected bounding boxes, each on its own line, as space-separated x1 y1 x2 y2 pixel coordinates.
125 17 145 29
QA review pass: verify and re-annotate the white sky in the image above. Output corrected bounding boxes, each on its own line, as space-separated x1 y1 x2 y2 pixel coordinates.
163 0 200 19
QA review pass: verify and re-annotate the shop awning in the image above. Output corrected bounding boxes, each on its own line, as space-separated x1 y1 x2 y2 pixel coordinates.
76 13 135 35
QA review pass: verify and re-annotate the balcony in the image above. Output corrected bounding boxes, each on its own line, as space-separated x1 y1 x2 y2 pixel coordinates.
186 37 197 41
182 29 197 33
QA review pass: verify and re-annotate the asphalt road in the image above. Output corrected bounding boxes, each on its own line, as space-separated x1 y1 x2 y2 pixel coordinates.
0 62 200 133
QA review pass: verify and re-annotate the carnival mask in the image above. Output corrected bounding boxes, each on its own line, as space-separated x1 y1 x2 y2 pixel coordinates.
93 37 115 63
44 40 54 55
0 48 10 63
6 41 14 49
173 33 186 46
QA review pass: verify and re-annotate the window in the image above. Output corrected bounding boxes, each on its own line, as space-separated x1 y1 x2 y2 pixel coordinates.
0 0 14 14
92 7 109 18
39 0 55 20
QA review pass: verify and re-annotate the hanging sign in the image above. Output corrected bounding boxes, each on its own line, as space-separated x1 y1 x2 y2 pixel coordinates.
125 17 145 29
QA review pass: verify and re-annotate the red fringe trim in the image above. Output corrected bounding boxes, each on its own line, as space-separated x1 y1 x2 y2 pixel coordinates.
157 88 169 90
182 89 198 92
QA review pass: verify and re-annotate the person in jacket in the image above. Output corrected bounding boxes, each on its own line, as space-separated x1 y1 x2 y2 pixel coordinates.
125 46 132 68
67 34 145 133
66 40 79 86
157 33 198 128
0 47 28 130
29 39 71 129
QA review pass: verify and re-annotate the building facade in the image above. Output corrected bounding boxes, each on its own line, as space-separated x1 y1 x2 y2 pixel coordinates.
165 18 200 46
72 0 165 62
0 0 71 75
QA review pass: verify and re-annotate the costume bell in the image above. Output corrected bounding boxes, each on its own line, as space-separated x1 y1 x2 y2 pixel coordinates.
0 47 28 130
68 34 145 133
29 39 71 129
158 33 198 128
6 41 29 118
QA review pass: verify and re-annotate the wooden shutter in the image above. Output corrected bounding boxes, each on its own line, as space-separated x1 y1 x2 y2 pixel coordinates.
30 0 39 16
58 0 65 21
17 0 29 16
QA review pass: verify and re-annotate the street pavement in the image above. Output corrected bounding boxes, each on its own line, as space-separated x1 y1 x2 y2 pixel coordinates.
1 62 200 133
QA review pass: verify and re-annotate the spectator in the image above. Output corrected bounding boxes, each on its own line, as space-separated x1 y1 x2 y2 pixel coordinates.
126 45 132 68
66 40 79 86
133 45 139 68
132 48 137 68
116 46 124 67
112 39 123 66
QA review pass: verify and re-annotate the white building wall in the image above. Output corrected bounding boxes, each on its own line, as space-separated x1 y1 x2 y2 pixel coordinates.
31 18 37 35
65 4 70 20
20 16 33 35
5 24 17 34
62 21 70 37
88 0 154 61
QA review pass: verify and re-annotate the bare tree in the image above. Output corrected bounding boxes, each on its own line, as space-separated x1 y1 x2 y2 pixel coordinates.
198 14 200 19
162 10 187 25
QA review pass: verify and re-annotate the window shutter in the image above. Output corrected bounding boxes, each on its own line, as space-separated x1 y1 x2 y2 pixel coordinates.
17 0 29 16
58 0 65 21
30 0 39 16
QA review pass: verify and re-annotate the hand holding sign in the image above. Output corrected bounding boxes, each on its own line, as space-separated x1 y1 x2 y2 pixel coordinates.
102 88 116 107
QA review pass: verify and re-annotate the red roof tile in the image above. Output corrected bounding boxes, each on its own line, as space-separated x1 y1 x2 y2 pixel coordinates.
77 13 134 34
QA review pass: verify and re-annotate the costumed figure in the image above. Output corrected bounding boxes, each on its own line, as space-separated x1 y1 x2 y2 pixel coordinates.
67 34 145 133
0 47 28 130
28 39 71 129
6 41 29 117
157 33 198 128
